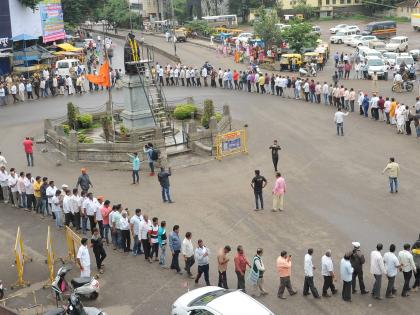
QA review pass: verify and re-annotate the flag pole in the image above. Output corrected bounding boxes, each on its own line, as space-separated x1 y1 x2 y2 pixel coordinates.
103 25 115 143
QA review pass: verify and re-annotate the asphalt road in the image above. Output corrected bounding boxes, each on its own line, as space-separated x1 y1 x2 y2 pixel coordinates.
1 21 420 315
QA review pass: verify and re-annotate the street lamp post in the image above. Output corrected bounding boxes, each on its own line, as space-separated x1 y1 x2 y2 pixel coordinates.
171 0 177 56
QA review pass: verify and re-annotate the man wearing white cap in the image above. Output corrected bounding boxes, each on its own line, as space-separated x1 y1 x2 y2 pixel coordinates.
350 241 369 295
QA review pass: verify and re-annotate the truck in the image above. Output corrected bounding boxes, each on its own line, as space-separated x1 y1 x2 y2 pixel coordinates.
412 13 420 31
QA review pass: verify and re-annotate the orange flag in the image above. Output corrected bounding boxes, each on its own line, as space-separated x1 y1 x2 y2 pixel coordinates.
86 61 110 87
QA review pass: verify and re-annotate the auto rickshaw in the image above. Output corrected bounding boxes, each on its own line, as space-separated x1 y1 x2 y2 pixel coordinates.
280 53 302 71
303 52 318 66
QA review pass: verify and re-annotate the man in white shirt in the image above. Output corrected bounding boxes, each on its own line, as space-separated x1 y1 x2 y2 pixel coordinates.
82 192 97 234
201 67 208 87
70 188 81 230
194 239 211 286
370 243 387 299
8 168 19 208
399 243 417 297
322 82 329 105
45 181 57 218
63 189 72 227
334 108 349 136
321 249 337 297
24 173 35 211
18 81 25 102
139 214 152 261
0 166 9 203
370 92 379 120
383 244 400 298
77 238 91 277
217 68 223 88
130 208 143 256
303 248 320 298
10 84 18 103
51 189 63 228
182 232 195 278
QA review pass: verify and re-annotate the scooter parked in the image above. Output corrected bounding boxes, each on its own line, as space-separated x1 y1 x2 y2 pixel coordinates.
44 293 105 315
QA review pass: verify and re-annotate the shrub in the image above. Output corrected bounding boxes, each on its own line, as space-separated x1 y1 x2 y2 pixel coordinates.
62 124 70 135
201 99 214 128
67 102 79 130
77 131 93 144
77 113 93 129
173 104 197 120
214 112 222 122
120 124 127 135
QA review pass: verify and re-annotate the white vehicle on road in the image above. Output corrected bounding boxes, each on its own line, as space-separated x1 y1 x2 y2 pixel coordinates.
329 24 348 34
385 36 409 52
354 35 378 47
410 49 420 60
234 32 253 43
171 287 275 315
382 52 398 68
346 34 362 47
55 59 85 77
329 30 357 44
395 53 415 69
345 25 361 33
366 56 388 80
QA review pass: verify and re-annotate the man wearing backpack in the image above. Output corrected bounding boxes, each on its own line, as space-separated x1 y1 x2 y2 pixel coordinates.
158 167 173 203
144 143 158 176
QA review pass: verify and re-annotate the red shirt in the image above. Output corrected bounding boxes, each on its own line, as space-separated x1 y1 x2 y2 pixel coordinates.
23 139 33 153
234 253 249 273
233 71 239 81
100 205 112 225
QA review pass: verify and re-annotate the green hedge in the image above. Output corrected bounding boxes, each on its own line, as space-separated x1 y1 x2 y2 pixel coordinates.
173 104 197 120
77 113 93 129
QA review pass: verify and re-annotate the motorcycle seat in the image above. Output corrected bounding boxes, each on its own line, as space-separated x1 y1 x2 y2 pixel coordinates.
71 277 91 288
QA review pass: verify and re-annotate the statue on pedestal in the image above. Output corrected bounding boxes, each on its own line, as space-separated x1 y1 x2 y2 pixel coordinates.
124 32 142 75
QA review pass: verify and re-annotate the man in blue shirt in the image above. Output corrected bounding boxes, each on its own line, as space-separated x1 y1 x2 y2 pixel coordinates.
158 167 173 203
127 152 140 184
169 225 182 274
340 252 354 302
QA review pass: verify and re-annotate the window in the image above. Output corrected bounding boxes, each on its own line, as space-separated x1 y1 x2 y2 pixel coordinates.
340 0 345 4
355 0 360 2
318 0 322 6
333 0 336 4
326 0 330 4
347 0 351 3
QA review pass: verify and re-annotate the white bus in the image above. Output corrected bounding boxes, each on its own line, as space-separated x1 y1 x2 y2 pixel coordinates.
202 15 238 28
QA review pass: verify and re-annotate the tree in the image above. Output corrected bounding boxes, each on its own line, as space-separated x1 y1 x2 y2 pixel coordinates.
61 0 103 25
173 0 188 24
18 0 41 10
253 7 282 48
291 0 315 19
103 0 132 29
281 21 318 53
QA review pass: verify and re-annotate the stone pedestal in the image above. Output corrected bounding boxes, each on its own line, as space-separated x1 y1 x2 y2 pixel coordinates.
120 75 155 130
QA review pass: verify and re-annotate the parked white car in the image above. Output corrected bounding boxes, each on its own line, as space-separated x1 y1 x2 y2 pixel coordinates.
410 49 420 60
395 53 415 69
385 36 409 52
346 35 363 47
345 25 361 33
382 52 398 68
330 30 357 44
354 35 378 47
55 59 85 77
366 56 388 80
329 24 348 34
171 287 275 315
359 48 384 63
234 33 253 43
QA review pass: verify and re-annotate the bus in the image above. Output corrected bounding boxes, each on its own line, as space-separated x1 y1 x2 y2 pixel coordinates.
362 21 396 39
202 15 238 28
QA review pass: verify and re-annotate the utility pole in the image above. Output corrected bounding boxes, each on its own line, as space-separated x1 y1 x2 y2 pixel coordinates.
171 0 177 56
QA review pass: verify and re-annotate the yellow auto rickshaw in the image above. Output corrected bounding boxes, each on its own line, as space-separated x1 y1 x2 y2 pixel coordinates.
303 52 318 65
280 53 302 71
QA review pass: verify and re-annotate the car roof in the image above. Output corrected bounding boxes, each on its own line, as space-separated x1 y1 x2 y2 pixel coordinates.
391 36 408 40
207 290 273 315
366 56 382 60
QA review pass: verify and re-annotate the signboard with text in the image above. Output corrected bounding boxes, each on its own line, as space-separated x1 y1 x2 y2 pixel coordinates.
215 129 248 160
0 0 12 49
40 0 65 43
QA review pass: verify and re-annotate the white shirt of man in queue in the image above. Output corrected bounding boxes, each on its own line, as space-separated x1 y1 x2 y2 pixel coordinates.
77 237 91 277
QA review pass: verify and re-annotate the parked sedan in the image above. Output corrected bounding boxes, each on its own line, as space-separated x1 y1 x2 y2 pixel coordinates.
346 34 362 47
329 24 348 34
409 49 420 60
171 287 275 315
354 35 378 47
345 25 361 34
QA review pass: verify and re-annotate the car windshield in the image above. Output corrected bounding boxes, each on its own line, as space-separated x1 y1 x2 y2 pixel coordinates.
396 57 414 64
368 52 382 58
57 63 69 69
390 38 401 43
336 32 345 36
368 59 384 66
188 289 229 307
364 25 373 31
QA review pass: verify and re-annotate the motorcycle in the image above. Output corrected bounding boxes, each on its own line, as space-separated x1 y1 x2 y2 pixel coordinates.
298 64 317 77
52 266 99 303
392 80 414 93
44 293 106 315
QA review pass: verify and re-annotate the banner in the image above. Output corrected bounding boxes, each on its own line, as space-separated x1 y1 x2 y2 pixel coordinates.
39 0 65 44
0 0 12 49
215 129 248 160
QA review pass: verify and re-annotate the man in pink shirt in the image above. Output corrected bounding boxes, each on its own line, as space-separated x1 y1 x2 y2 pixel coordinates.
100 200 112 244
277 251 297 299
272 172 286 211
234 245 251 292
23 137 34 167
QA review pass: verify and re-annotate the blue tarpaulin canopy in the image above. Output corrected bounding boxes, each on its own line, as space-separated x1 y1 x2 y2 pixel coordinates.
11 34 39 42
13 45 53 62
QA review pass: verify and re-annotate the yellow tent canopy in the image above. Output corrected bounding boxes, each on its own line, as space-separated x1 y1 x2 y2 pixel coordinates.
56 43 82 52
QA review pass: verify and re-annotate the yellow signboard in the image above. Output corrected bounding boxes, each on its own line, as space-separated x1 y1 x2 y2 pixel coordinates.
46 226 55 284
215 129 248 160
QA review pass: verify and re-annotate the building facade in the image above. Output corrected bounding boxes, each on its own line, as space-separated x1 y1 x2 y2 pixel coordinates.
278 0 364 17
129 0 169 21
